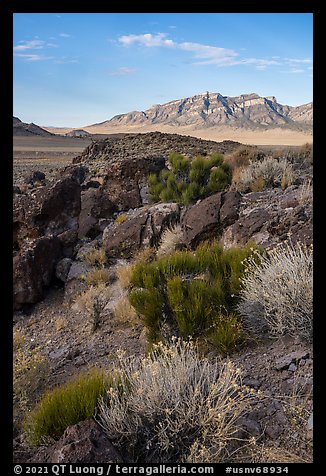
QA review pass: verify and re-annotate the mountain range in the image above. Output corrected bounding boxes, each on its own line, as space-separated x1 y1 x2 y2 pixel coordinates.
87 92 312 132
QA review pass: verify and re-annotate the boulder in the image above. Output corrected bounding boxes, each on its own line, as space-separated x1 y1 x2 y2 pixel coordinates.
13 169 84 309
13 236 62 309
181 191 241 248
219 191 241 227
103 203 180 258
103 209 149 259
55 258 73 283
78 188 117 239
33 419 124 463
181 193 223 248
220 187 313 249
24 170 46 185
100 155 166 211
13 175 81 252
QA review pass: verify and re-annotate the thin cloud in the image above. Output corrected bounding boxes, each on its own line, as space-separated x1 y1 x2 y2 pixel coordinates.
118 32 282 69
119 33 174 48
285 58 312 64
59 33 71 38
54 57 79 64
14 38 58 53
14 53 53 61
279 68 306 74
14 39 45 51
178 41 239 65
108 66 137 76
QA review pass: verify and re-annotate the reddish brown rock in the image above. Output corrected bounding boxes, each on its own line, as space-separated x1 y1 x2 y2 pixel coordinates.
219 191 241 227
181 193 223 248
33 419 124 463
103 209 149 259
100 155 166 211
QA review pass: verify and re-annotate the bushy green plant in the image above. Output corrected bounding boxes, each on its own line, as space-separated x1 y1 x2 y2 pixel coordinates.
128 241 260 346
25 368 118 445
148 152 232 205
207 312 246 356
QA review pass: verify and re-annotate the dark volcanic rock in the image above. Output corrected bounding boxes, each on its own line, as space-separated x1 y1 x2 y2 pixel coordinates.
100 155 166 211
32 420 124 463
13 175 81 253
13 167 84 309
73 132 242 165
103 209 150 259
24 170 46 185
78 188 117 239
219 191 241 227
103 203 180 258
13 237 62 309
220 186 313 249
181 191 242 248
182 193 223 248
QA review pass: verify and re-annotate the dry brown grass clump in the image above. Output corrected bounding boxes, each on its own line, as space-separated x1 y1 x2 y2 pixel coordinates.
298 178 313 205
156 224 184 258
85 267 114 286
113 296 139 325
225 145 261 169
133 247 157 264
116 264 135 290
83 247 107 267
14 339 50 413
76 283 112 332
116 248 156 290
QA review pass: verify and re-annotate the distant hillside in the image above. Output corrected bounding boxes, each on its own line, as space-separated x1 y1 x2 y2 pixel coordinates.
86 92 312 133
13 117 54 137
65 129 90 138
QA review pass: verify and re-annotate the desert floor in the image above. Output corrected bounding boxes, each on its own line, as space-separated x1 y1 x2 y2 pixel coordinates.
43 124 313 146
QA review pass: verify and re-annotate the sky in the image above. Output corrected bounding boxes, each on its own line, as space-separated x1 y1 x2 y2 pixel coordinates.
13 13 313 128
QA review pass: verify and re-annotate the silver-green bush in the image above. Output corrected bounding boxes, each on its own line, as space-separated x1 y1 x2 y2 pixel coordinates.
237 241 313 342
98 338 256 463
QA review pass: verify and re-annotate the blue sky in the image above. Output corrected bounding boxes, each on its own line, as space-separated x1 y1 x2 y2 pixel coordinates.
13 13 313 127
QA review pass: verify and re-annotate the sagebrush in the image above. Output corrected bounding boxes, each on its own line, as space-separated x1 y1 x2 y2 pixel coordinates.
234 157 293 192
98 338 256 463
237 241 313 342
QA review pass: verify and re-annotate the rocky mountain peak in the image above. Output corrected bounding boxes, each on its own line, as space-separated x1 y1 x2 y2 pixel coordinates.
91 92 312 132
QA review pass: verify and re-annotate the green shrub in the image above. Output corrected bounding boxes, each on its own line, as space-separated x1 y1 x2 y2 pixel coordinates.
25 368 117 445
149 152 231 205
207 313 246 356
128 241 260 347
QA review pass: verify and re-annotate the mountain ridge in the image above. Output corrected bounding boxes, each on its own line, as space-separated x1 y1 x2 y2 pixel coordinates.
86 92 313 132
13 116 54 137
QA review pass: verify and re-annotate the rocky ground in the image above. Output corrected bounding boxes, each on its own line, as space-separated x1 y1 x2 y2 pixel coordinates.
13 132 313 464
